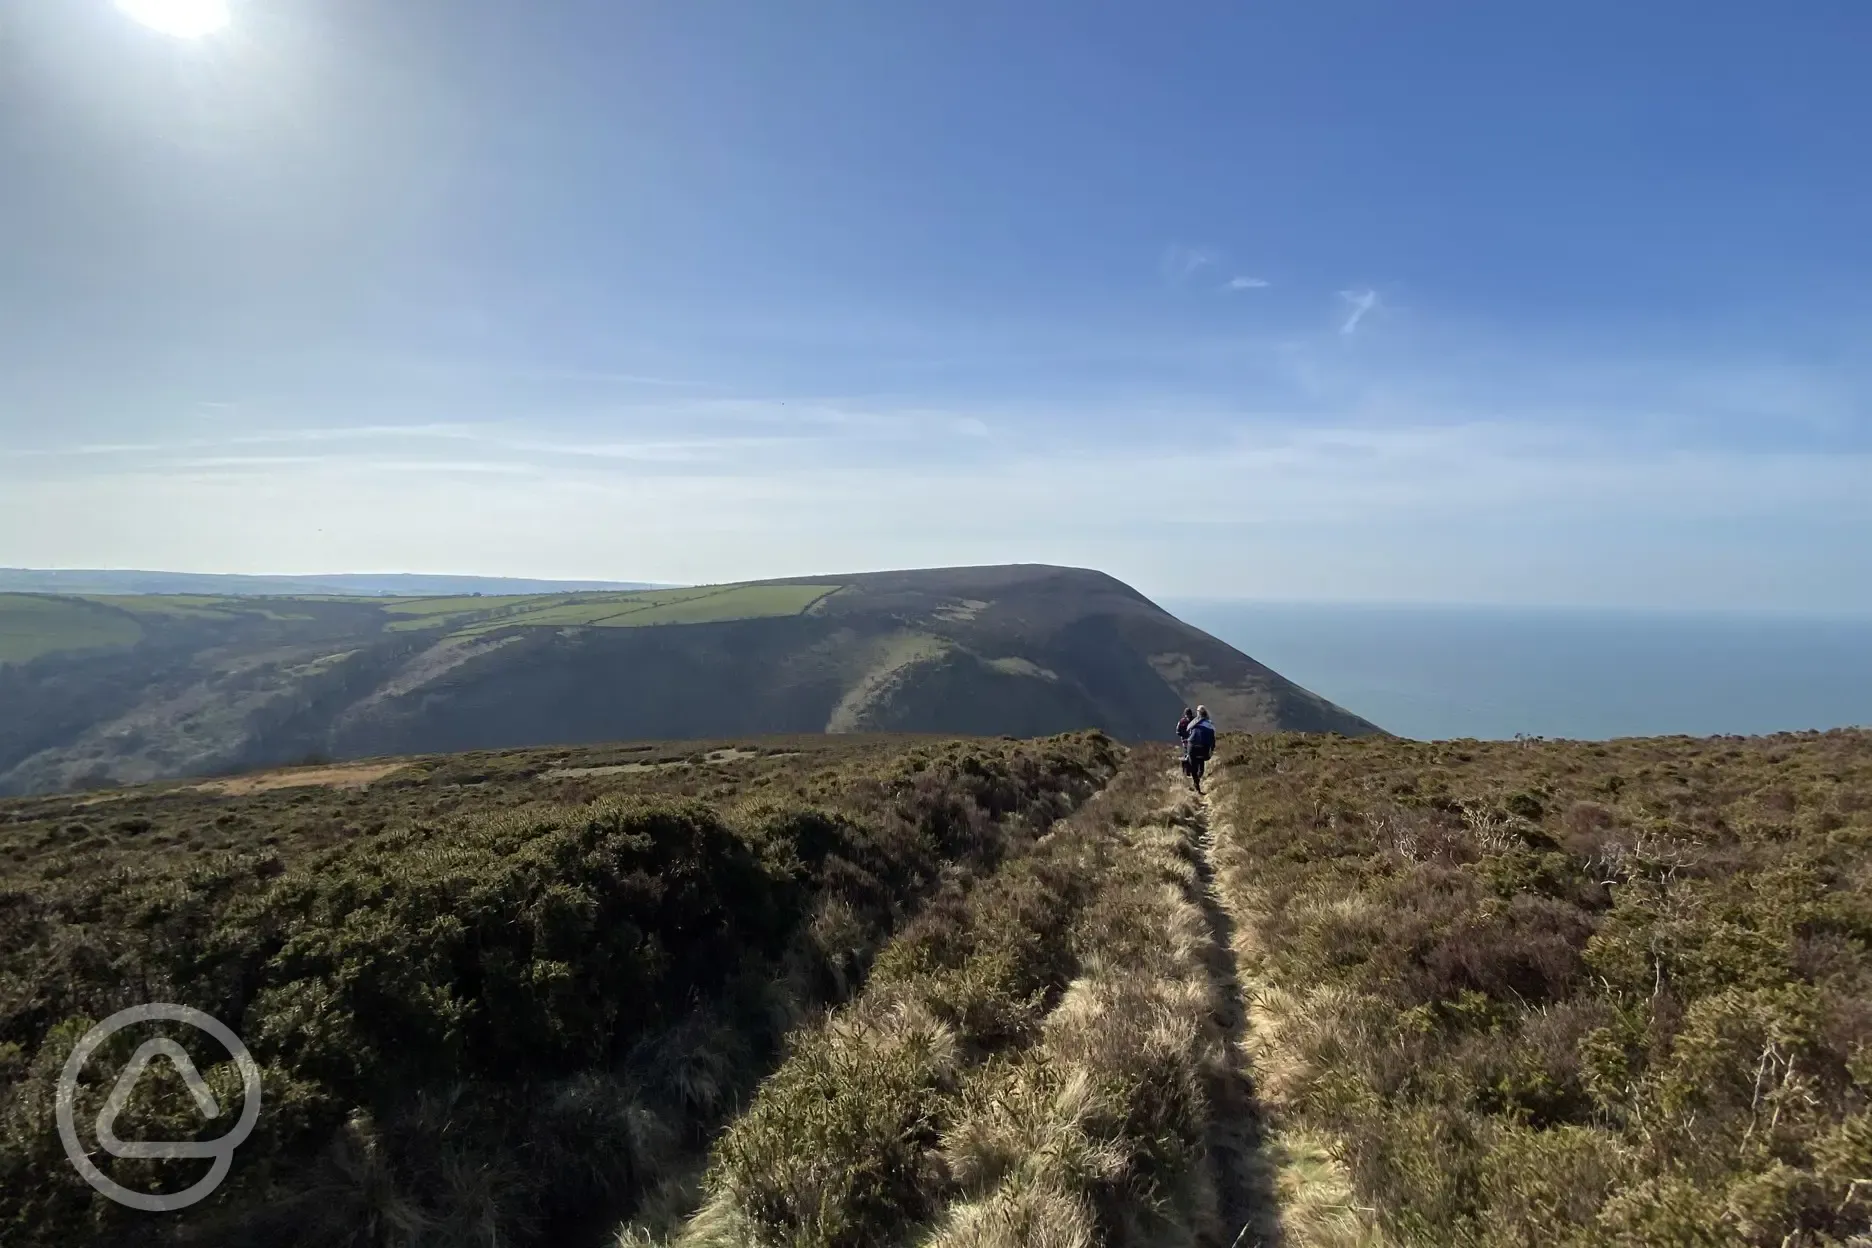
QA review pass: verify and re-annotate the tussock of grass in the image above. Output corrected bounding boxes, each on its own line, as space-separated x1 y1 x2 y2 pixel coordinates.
1210 730 1872 1247
656 762 1245 1248
920 1172 1102 1248
1261 1129 1383 1248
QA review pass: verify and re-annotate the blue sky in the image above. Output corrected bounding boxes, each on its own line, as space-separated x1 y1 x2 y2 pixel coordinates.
3 0 1868 608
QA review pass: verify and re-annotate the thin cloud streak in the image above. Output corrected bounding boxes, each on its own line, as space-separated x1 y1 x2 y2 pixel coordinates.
1225 276 1270 290
1340 288 1379 334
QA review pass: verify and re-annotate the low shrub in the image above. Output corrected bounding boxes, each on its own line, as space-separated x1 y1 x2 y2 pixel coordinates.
0 732 1120 1247
1212 730 1872 1246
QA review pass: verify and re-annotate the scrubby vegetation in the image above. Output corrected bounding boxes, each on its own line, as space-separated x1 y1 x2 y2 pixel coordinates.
1210 729 1872 1247
640 754 1263 1248
0 732 1120 1247
18 720 1859 1248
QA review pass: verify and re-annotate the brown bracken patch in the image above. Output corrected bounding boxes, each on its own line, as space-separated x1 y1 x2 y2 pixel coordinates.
193 760 411 795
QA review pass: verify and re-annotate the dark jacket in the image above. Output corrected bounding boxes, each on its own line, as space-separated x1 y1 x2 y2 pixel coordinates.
1187 717 1216 758
1176 712 1194 741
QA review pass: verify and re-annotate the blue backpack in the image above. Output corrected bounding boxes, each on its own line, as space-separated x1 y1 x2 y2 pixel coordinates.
1188 720 1215 759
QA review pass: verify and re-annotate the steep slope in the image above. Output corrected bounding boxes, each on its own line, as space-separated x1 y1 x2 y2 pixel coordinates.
0 565 1381 792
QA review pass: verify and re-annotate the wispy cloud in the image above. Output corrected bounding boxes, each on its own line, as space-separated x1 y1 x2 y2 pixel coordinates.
169 456 330 470
1224 276 1270 291
1160 244 1219 282
1339 288 1379 335
3 402 1006 480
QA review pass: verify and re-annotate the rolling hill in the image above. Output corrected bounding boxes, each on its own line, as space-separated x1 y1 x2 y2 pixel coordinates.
0 564 1381 793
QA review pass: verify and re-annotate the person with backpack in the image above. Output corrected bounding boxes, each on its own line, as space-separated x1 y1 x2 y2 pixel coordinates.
1175 706 1196 776
1185 705 1216 793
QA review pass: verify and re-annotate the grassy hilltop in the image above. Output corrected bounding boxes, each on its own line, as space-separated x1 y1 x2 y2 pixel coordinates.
0 564 1379 795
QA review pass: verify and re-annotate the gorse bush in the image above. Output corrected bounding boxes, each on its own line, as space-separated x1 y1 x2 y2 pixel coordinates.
1210 729 1872 1247
0 732 1120 1247
244 801 794 1095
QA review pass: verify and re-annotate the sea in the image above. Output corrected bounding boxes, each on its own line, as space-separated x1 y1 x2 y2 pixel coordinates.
1162 600 1872 742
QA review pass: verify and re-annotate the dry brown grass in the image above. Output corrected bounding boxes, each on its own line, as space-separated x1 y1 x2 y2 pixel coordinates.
1262 1129 1383 1248
930 810 1228 1248
1208 809 1386 1248
545 748 784 779
642 761 1256 1248
190 760 411 794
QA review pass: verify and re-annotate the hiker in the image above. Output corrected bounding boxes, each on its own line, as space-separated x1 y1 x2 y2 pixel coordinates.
1185 705 1215 793
1175 706 1196 777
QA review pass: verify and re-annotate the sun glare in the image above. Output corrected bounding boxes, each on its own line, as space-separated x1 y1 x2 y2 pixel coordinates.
116 0 231 39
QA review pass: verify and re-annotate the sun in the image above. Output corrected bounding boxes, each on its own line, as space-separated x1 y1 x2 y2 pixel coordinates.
116 0 231 39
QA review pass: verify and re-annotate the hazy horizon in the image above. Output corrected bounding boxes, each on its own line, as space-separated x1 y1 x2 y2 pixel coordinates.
1169 599 1872 741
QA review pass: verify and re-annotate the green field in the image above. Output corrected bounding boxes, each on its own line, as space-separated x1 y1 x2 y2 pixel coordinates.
378 584 843 637
449 582 843 636
617 582 842 625
0 584 848 667
379 593 540 616
0 594 142 662
94 596 316 623
81 594 248 616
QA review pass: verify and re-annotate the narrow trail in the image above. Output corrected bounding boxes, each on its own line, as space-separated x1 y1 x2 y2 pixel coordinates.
1176 779 1287 1248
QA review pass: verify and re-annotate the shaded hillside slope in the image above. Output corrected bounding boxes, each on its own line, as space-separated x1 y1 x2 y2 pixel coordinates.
0 565 1380 793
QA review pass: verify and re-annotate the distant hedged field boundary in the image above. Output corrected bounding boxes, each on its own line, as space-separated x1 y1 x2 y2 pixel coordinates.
0 581 848 665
